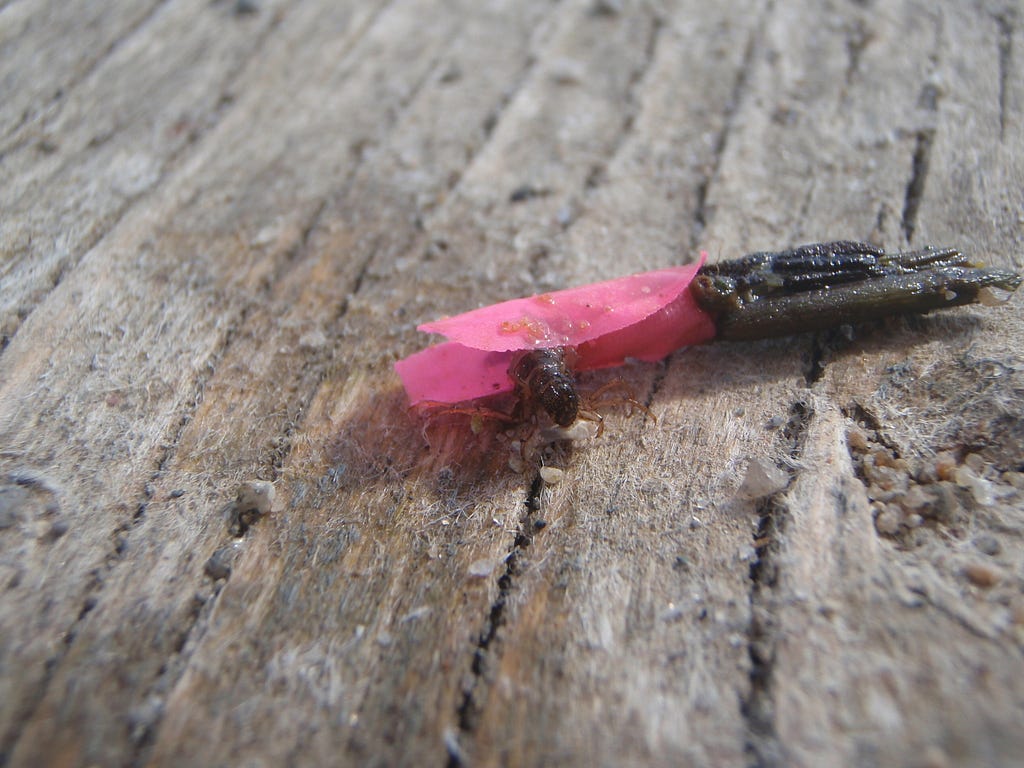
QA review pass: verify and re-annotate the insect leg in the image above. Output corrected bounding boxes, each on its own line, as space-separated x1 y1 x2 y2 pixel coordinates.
414 401 519 426
585 379 657 423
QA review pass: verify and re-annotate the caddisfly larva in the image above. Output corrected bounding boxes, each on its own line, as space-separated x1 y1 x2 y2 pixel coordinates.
397 241 1021 433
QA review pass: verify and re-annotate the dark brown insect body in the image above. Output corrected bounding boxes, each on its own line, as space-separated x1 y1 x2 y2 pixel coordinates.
509 348 580 427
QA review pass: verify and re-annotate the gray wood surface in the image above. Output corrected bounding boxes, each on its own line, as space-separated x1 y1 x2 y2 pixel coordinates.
1 1 1022 766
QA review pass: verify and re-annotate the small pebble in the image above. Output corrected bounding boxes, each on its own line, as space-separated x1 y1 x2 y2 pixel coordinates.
871 448 904 470
954 465 995 506
863 455 908 493
933 452 958 482
298 330 328 349
539 466 564 484
964 452 986 473
963 562 1000 588
548 58 585 85
467 559 495 578
204 547 235 580
904 512 923 529
846 426 869 452
738 457 788 499
974 534 1001 556
874 507 901 535
897 484 930 511
229 480 275 535
926 482 962 523
556 203 576 227
237 480 274 515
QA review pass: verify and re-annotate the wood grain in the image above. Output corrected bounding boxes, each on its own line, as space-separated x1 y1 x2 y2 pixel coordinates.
1 0 1021 766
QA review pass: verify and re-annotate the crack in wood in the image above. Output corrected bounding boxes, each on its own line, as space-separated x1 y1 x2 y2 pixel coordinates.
900 127 934 243
126 592 207 762
643 357 670 411
994 9 1014 142
691 1 769 251
803 321 859 387
448 41 539 196
582 11 663 193
448 474 543 767
901 12 943 243
804 332 827 385
431 2 560 203
843 18 870 90
350 3 560 295
742 399 811 768
841 401 902 457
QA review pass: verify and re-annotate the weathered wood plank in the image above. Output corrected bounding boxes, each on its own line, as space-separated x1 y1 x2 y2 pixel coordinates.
0 0 1021 766
0 0 434 762
706 1 1024 765
152 3 683 765
461 2 774 765
0 0 164 139
0 0 296 348
759 2 1024 763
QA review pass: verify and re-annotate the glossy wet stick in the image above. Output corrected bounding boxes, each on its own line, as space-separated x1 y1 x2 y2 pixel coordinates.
692 242 1022 340
396 241 1021 427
